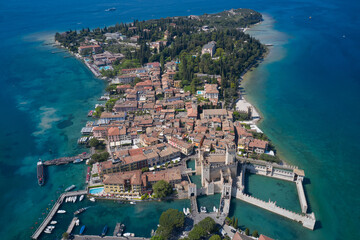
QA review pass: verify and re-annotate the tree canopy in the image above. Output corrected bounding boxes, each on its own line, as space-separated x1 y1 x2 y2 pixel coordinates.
157 209 185 239
152 180 173 199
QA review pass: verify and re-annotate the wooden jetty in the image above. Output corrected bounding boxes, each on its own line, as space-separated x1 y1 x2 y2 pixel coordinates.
31 190 87 240
66 217 79 234
44 153 91 166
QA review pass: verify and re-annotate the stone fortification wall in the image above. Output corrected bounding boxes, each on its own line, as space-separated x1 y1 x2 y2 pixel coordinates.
296 178 308 213
245 163 295 182
232 187 315 230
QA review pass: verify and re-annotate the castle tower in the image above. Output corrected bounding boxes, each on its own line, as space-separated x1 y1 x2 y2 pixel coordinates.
225 143 236 165
201 162 210 187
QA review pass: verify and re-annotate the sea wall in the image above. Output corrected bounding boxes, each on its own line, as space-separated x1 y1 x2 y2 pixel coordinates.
296 178 308 213
232 188 315 230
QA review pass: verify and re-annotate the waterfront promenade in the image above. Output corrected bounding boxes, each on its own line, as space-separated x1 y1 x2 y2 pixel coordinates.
31 190 87 240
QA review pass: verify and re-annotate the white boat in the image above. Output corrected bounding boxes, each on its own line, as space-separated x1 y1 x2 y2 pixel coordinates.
50 221 57 225
200 206 207 213
44 229 52 234
75 219 80 226
183 208 186 215
123 233 135 237
47 226 55 229
57 210 66 214
186 208 190 215
79 195 84 201
90 197 96 202
65 185 76 192
74 196 77 203
130 201 136 205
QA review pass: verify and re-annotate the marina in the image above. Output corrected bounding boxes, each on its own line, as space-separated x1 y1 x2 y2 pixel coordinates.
31 190 87 240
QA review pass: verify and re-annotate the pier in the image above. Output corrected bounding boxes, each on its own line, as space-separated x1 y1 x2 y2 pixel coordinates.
66 217 79 234
44 153 91 166
31 190 87 240
113 223 122 236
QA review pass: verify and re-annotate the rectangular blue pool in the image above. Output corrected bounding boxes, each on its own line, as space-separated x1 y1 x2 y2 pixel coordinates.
89 187 104 194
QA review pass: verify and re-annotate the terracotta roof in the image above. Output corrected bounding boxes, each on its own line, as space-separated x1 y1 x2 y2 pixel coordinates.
100 112 126 119
259 234 274 240
108 127 120 136
103 170 142 185
249 139 268 149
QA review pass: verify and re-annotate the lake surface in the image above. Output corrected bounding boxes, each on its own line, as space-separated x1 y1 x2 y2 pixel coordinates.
0 0 359 239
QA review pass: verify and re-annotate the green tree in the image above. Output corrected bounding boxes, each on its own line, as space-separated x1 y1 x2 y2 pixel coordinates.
245 228 250 236
158 209 185 239
89 138 100 148
234 218 238 229
252 230 259 238
153 180 173 199
93 106 104 118
188 225 207 240
141 167 149 173
198 217 216 234
105 98 118 111
209 235 221 240
151 236 164 240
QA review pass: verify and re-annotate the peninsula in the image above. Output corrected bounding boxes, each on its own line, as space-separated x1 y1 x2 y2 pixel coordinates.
32 8 315 240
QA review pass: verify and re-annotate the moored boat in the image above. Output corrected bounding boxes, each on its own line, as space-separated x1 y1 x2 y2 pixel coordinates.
200 206 207 213
123 233 135 237
90 197 96 202
79 195 84 201
101 225 108 237
65 185 76 192
80 225 86 235
57 210 66 214
130 201 136 205
50 221 57 224
37 159 45 186
73 158 83 163
74 207 86 215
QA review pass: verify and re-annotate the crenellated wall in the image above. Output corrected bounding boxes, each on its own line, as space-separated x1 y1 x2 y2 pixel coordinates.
232 187 316 230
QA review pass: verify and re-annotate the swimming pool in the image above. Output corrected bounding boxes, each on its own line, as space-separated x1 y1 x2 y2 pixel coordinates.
89 187 104 194
99 66 111 70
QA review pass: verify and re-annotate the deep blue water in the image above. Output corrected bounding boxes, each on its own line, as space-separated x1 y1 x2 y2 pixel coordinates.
0 0 359 239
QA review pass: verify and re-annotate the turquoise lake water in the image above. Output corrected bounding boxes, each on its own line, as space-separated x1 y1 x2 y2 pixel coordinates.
0 0 359 239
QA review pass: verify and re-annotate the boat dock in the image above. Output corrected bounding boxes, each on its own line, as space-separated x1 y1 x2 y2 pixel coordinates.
113 223 121 236
44 153 91 166
31 190 87 240
66 217 79 234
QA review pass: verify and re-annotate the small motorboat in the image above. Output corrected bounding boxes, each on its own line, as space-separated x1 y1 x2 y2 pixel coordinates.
79 195 84 201
200 206 207 213
80 225 86 235
74 207 87 215
123 233 135 237
101 225 108 237
50 221 57 225
130 201 136 205
57 210 66 214
90 197 96 202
